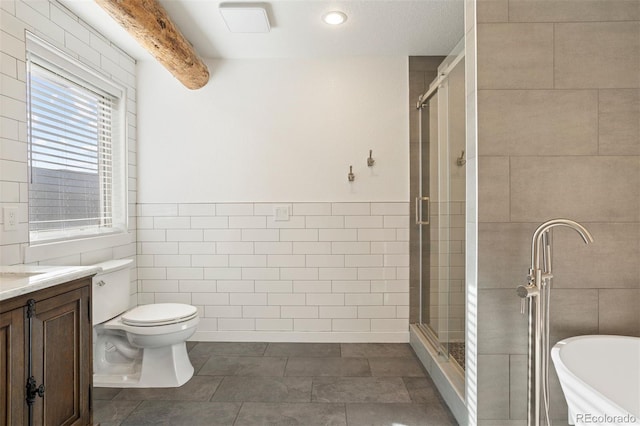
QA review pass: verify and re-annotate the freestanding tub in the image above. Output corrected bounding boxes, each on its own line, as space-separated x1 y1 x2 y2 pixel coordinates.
551 335 640 426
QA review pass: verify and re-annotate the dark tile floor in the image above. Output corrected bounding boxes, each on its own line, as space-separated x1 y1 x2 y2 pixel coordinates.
93 342 457 426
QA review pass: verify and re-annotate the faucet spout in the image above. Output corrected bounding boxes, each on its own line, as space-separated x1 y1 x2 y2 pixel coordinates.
522 218 593 426
530 218 594 271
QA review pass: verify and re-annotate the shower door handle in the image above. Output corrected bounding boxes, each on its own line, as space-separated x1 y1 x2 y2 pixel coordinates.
415 196 430 225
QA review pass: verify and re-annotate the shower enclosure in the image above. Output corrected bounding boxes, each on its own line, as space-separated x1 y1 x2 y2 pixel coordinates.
414 46 466 370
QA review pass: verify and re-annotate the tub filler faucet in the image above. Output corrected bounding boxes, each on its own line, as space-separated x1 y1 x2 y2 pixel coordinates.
516 219 593 426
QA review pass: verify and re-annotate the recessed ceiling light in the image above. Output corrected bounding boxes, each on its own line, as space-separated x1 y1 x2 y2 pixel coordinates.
322 11 347 26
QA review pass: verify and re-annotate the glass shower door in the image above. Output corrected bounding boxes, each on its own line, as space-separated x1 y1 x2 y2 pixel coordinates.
416 56 465 368
417 86 451 358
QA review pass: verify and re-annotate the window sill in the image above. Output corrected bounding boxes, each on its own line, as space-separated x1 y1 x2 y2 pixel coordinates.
24 232 133 264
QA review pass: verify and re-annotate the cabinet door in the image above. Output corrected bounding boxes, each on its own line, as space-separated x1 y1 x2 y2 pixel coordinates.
30 286 91 426
0 308 26 426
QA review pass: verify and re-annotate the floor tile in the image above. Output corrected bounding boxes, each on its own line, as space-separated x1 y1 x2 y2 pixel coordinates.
93 399 141 425
264 342 341 357
190 351 214 375
113 376 223 401
189 342 268 357
211 376 312 402
93 387 122 400
234 402 347 426
368 357 426 377
341 343 414 358
92 341 457 425
198 355 287 376
120 401 241 425
402 377 443 404
312 377 411 403
285 357 371 377
346 402 456 426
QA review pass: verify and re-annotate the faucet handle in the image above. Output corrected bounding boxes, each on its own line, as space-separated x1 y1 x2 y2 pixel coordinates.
516 284 538 315
516 284 537 298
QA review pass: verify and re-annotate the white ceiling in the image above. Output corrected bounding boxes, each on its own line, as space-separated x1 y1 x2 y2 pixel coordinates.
58 0 464 61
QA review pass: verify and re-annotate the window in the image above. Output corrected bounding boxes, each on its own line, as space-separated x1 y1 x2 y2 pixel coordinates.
26 33 127 244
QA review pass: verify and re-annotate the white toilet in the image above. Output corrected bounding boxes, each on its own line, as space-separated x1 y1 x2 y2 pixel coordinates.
91 259 199 388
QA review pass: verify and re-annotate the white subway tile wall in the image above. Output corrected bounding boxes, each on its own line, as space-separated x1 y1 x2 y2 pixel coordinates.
137 202 410 335
0 0 137 302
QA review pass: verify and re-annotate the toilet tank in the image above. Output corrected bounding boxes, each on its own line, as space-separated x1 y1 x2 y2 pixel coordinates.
91 259 133 325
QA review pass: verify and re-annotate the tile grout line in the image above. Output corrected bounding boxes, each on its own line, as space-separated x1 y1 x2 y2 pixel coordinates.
231 401 244 426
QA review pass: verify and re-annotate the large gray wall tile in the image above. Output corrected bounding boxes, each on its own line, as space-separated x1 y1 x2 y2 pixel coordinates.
478 223 536 288
478 23 553 89
476 7 640 424
510 156 640 223
598 289 640 336
508 0 640 22
478 156 510 222
599 89 640 156
549 289 599 345
478 354 510 419
553 223 640 289
478 0 509 23
509 355 527 420
555 22 640 89
478 289 528 354
478 90 598 156
548 365 570 421
408 57 445 73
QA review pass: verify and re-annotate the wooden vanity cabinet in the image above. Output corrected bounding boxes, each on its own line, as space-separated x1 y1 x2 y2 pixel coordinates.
0 277 93 426
0 305 25 425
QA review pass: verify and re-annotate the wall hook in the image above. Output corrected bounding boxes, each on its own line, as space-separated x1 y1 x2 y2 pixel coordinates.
456 150 466 166
367 150 375 167
348 165 355 182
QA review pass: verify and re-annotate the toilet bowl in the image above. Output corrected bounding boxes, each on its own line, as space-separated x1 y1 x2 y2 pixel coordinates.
91 259 199 388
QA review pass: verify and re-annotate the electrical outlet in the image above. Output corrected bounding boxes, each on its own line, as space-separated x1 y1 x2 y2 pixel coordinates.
3 207 18 231
273 205 290 222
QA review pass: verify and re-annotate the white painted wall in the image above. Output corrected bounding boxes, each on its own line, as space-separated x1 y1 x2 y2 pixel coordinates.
137 57 409 203
136 57 412 341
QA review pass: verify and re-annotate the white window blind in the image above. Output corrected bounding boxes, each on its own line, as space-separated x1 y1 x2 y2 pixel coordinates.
26 33 127 243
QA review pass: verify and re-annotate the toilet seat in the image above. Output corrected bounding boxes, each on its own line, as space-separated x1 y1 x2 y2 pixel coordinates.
121 303 198 327
103 303 200 336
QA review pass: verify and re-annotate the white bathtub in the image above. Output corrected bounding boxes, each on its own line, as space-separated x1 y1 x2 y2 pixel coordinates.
552 335 640 426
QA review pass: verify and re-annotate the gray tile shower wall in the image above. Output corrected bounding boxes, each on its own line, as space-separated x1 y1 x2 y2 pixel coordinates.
136 202 410 340
476 0 640 423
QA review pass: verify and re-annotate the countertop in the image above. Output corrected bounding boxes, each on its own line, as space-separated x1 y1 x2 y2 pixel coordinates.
0 265 100 302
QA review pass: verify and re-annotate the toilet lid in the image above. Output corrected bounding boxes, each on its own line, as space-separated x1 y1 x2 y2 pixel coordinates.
121 303 198 327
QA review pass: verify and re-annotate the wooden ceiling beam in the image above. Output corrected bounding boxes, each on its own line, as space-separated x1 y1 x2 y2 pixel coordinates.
95 0 210 90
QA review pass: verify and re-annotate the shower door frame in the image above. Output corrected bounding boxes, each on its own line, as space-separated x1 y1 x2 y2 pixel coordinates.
415 46 465 363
